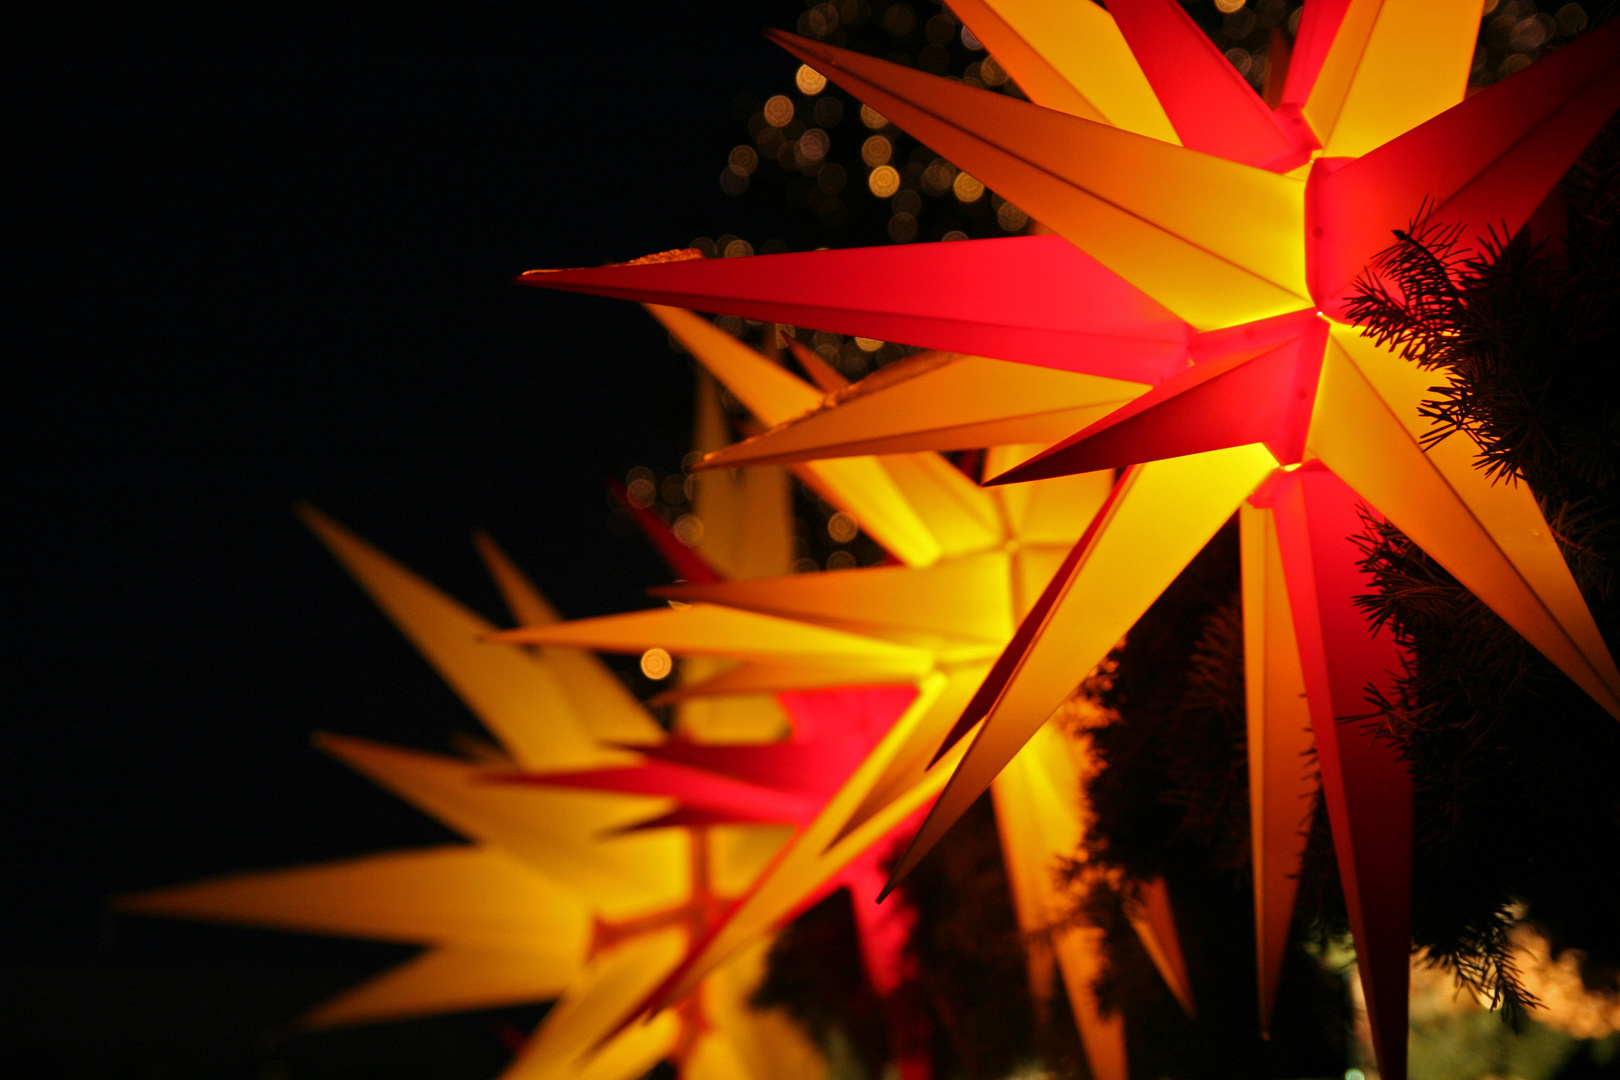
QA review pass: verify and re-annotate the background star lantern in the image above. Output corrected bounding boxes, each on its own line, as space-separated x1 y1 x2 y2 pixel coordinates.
498 307 1196 1080
119 505 827 1080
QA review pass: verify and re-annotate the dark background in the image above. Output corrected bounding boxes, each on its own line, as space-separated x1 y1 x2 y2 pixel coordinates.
8 4 805 1075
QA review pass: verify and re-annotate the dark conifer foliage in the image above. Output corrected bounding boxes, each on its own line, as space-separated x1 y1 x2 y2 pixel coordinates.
754 801 1043 1080
753 887 892 1078
1066 526 1351 1079
1344 120 1620 1014
893 795 1042 1080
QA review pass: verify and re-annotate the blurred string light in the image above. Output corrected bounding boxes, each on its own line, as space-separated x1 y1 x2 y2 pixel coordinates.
1511 923 1620 1039
717 0 1043 244
827 512 859 544
795 63 828 95
639 647 674 680
861 134 892 166
625 466 657 508
718 0 1586 248
867 164 899 197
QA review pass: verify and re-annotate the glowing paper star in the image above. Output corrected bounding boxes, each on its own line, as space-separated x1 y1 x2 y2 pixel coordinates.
495 309 1194 1080
120 509 823 1080
517 5 1620 1075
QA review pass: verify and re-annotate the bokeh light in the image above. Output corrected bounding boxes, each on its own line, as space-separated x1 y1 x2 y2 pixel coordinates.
795 63 828 95
921 159 956 196
672 514 704 547
763 94 795 128
952 172 985 203
639 647 673 680
626 467 656 508
860 104 889 129
883 3 916 37
1556 4 1588 35
798 128 830 165
996 201 1029 232
827 512 859 544
867 164 900 198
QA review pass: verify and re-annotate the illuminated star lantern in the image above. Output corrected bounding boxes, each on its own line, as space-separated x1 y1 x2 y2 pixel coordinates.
119 509 824 1080
495 308 1194 1080
515 5 1620 1076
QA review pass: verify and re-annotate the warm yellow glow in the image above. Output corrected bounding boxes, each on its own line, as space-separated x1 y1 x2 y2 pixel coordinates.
946 0 1178 140
640 647 674 679
867 163 900 197
1512 922 1620 1039
860 134 892 166
126 498 815 1077
827 511 859 543
952 171 985 202
515 308 1195 1080
763 94 795 127
795 63 827 95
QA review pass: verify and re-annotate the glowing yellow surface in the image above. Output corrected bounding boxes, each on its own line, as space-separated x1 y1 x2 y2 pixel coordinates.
679 372 796 743
656 672 970 1005
493 603 937 678
1310 334 1620 715
890 446 1279 887
703 350 1146 468
991 723 1129 1080
531 313 1178 1076
660 557 1018 644
300 507 638 769
475 533 664 746
948 0 1177 141
127 498 822 1080
1305 0 1479 157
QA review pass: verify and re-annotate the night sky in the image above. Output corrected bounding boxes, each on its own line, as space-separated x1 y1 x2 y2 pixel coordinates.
10 5 808 1075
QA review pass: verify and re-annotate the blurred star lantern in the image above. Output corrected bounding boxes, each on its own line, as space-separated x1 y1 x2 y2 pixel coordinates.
120 509 825 1080
517 5 1620 1077
496 307 1195 1080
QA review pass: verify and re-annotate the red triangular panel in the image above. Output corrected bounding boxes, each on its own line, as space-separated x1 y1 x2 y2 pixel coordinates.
1306 17 1620 316
517 235 1191 383
1264 464 1413 1080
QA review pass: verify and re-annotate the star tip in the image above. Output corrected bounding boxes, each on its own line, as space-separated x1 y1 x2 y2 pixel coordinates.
685 447 732 471
765 27 828 58
980 466 1019 487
